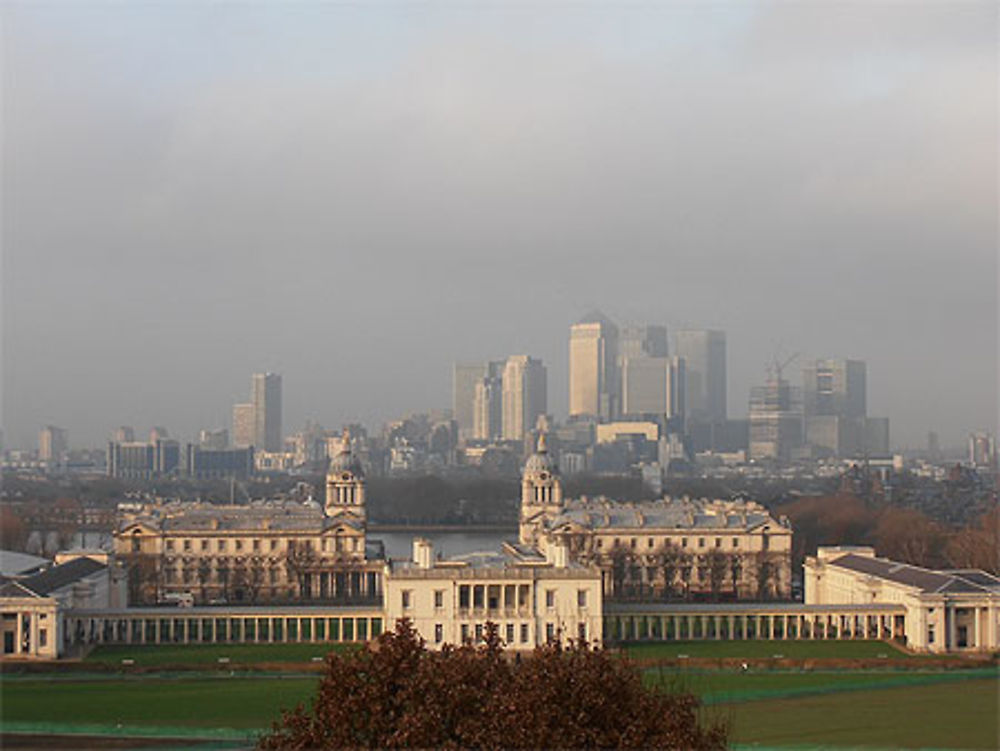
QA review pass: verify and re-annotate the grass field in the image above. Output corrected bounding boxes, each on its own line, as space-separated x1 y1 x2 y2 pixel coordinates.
82 642 357 667
3 666 996 748
1 675 318 730
721 677 999 749
624 638 919 660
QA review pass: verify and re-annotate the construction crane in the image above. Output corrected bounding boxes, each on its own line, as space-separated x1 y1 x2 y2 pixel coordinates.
765 350 799 383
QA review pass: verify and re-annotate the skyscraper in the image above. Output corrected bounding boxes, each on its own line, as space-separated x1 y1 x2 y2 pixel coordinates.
802 359 866 419
674 329 726 422
619 325 668 359
232 403 254 448
501 356 547 441
569 312 618 420
251 373 282 451
620 355 685 424
453 360 505 441
473 374 503 441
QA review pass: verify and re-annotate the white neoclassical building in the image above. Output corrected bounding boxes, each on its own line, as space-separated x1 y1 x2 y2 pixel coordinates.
113 434 384 605
805 546 1000 652
385 538 602 650
519 435 793 599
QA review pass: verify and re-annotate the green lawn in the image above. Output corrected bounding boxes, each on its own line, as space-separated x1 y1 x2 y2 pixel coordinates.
646 666 996 704
625 638 919 660
1 675 318 730
83 642 357 667
721 677 999 749
3 667 996 748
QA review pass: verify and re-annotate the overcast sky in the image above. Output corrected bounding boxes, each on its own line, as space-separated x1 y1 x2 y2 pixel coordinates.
2 2 996 451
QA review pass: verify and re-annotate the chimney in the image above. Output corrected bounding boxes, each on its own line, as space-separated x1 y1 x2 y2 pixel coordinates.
413 537 433 569
547 539 569 568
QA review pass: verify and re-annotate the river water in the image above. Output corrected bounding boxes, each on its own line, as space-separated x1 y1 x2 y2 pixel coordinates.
375 530 512 561
55 529 512 563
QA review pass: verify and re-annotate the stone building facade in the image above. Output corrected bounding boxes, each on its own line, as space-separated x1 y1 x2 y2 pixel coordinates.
113 438 384 605
518 435 793 600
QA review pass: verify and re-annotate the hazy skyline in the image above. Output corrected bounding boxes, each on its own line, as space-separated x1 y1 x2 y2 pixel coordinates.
2 2 996 450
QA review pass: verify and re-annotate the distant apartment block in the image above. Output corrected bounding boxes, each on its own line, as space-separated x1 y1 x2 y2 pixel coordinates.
38 426 68 462
107 439 180 479
199 428 229 450
185 444 253 479
251 373 282 451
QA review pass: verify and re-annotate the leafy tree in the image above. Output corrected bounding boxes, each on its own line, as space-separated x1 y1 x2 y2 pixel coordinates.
258 619 726 750
706 549 729 601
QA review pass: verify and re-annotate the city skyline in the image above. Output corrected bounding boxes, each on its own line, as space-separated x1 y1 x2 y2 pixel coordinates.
2 2 995 450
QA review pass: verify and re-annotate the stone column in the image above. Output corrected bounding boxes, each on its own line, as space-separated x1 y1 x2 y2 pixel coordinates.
973 607 981 650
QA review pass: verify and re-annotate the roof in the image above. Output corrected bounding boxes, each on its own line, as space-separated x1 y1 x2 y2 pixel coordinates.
827 554 1000 595
8 557 106 597
550 497 783 533
0 550 49 578
118 502 351 534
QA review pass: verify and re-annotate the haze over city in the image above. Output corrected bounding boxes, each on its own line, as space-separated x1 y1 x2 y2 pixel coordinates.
2 2 996 450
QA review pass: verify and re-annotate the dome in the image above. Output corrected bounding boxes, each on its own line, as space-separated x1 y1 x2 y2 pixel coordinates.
329 432 364 477
524 433 557 475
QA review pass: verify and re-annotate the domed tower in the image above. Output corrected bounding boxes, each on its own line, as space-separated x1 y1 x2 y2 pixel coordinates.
325 430 366 520
519 432 563 546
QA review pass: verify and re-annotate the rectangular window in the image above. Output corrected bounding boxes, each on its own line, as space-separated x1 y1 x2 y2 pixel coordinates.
39 629 47 647
253 539 260 552
475 624 483 642
434 590 444 609
506 623 515 644
401 590 411 609
473 586 484 609
201 540 209 551
596 538 603 549
681 538 688 548
545 623 555 642
577 589 587 608
578 623 586 643
235 540 243 551
630 538 637 549
435 624 443 643
459 585 470 609
648 538 655 548
218 540 227 552
270 540 278 551
733 538 739 548
715 538 721 548
698 538 705 548
166 540 175 551
461 624 469 643
545 589 555 609
183 539 191 552
520 623 529 643
928 625 935 644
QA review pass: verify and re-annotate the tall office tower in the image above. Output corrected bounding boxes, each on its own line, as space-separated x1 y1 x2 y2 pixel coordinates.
149 426 169 442
802 359 872 457
501 356 547 441
114 426 135 443
473 375 503 441
674 330 726 422
620 354 686 424
251 372 282 451
38 425 68 461
453 361 504 441
748 377 803 461
569 312 619 420
619 325 669 360
232 403 254 448
802 359 866 418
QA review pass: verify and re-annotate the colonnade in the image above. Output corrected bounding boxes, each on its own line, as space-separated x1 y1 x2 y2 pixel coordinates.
65 608 383 649
604 606 905 643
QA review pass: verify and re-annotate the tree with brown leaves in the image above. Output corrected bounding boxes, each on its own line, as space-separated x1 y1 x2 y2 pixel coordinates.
257 619 726 750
